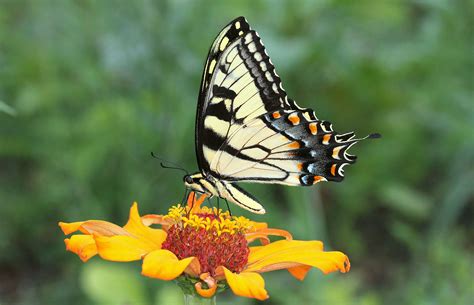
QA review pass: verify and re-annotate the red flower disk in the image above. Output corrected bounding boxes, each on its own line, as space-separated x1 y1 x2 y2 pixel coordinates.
162 224 250 276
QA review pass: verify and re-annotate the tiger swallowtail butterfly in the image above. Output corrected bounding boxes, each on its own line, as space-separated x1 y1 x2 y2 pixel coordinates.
183 16 380 214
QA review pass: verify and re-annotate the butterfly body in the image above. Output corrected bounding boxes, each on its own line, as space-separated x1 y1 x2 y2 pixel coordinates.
185 17 379 214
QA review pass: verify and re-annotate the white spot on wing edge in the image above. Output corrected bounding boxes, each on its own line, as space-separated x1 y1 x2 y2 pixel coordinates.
332 146 344 160
343 141 358 160
208 59 216 74
248 42 257 52
219 37 230 51
272 83 279 93
265 71 274 81
321 122 331 133
338 163 349 176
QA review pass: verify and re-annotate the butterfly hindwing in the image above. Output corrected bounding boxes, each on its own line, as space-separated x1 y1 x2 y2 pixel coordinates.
211 109 360 185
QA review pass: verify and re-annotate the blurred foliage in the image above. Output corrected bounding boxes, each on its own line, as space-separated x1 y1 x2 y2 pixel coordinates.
0 0 472 304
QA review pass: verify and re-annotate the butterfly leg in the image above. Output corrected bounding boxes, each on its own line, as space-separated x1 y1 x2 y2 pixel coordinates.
186 192 196 217
224 198 232 216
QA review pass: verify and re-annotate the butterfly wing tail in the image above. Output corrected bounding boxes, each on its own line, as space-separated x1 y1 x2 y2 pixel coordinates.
266 111 381 184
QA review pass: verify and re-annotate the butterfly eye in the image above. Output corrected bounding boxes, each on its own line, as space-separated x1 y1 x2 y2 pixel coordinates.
184 175 194 184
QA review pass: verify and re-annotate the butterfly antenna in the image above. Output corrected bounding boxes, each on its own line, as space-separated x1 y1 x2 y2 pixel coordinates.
367 133 382 139
181 188 189 205
151 152 189 175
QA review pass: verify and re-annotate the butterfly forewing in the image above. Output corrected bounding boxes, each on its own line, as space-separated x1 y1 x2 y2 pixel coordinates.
196 17 292 174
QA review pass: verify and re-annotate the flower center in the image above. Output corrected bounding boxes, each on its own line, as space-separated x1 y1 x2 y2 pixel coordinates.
162 205 251 275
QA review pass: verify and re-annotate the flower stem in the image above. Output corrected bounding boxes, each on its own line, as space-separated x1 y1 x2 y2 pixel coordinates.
183 294 217 305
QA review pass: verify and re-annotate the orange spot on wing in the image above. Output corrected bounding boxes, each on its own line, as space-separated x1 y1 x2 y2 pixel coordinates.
288 113 300 125
322 134 331 145
288 141 300 149
309 123 318 135
272 111 281 119
313 176 325 184
330 164 337 176
332 146 342 160
297 163 304 171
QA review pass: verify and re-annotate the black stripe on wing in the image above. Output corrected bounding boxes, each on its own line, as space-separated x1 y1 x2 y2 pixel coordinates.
236 30 288 112
195 17 251 173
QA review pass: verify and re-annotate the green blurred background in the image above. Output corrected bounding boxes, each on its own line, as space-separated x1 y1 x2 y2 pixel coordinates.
1 0 472 304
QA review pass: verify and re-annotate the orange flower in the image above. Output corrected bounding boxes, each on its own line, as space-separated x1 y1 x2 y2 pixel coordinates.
59 193 350 301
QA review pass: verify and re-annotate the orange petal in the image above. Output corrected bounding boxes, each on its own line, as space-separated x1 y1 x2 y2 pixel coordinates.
141 214 173 227
195 273 217 298
246 240 350 275
80 220 131 236
60 219 131 237
221 267 268 300
142 249 195 280
287 265 312 280
94 235 160 261
60 203 167 263
248 240 322 263
59 221 86 235
245 228 293 244
184 258 202 278
64 235 97 262
187 192 207 213
248 220 268 231
123 203 167 247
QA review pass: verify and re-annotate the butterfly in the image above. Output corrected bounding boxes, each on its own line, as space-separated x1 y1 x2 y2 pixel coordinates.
183 16 379 214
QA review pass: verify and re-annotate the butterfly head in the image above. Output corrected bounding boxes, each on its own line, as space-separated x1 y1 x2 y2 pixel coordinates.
183 172 215 195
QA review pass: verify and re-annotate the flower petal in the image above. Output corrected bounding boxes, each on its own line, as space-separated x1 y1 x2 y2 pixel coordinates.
94 235 159 261
245 228 293 244
221 267 268 301
187 192 207 213
123 203 167 247
195 273 217 298
64 235 97 262
287 265 312 280
184 258 201 278
248 220 268 231
246 240 350 275
59 221 86 235
142 249 195 280
141 214 173 228
248 240 322 263
60 220 131 236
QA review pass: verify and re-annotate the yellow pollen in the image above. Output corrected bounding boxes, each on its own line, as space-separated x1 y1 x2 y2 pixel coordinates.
164 204 253 235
